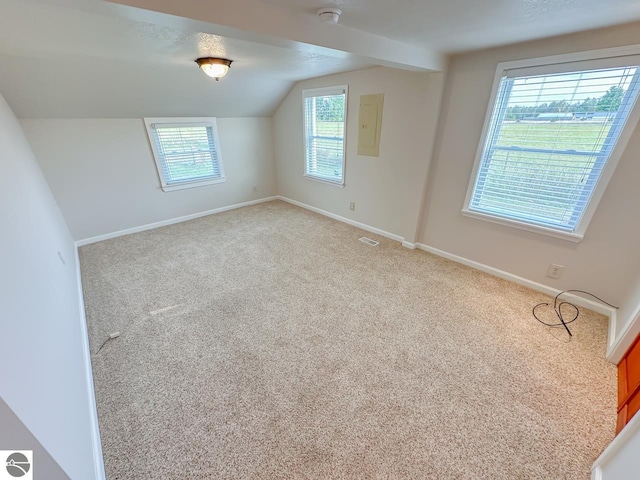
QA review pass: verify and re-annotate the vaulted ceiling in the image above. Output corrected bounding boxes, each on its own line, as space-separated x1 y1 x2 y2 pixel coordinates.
2 0 640 118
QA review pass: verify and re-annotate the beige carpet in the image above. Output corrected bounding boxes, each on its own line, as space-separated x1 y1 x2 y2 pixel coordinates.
81 200 616 479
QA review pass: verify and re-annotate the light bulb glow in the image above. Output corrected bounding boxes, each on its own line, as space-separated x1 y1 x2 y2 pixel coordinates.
200 64 229 79
195 58 232 80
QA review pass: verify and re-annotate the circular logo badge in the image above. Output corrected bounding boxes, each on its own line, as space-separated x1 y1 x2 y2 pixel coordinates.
5 452 31 478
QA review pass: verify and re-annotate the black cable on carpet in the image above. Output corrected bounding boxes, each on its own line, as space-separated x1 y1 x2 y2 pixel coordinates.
532 289 618 336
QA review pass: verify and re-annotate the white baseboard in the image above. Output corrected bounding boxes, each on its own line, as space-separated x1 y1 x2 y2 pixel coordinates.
73 194 624 364
74 196 283 475
275 196 627 362
75 196 278 247
74 248 106 480
276 196 404 243
416 243 618 357
264 201 621 358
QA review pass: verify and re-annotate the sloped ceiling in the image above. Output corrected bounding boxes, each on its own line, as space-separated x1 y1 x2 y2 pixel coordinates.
0 0 375 118
2 0 640 118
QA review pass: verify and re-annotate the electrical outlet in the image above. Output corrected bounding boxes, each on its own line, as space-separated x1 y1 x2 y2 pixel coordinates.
349 202 355 211
547 264 564 279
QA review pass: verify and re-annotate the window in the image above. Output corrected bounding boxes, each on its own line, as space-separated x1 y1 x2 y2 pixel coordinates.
144 117 225 192
303 86 348 185
464 50 640 241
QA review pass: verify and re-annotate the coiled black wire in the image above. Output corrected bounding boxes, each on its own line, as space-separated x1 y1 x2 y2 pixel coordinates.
532 289 618 336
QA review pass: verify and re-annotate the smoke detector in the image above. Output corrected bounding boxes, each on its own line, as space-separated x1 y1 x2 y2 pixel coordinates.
317 8 342 24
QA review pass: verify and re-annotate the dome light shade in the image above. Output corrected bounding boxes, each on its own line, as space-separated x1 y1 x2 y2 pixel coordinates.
317 8 342 24
195 58 232 81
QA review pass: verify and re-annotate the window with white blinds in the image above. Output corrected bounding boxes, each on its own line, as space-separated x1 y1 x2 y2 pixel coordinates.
464 53 640 240
144 118 226 192
303 86 348 185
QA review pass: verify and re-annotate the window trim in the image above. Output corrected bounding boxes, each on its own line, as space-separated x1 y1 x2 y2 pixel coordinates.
463 45 640 242
144 117 226 192
302 85 348 187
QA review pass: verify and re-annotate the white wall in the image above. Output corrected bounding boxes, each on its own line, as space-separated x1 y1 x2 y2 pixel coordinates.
274 67 444 243
0 93 103 478
21 117 276 241
419 22 640 312
619 273 640 333
592 411 640 480
608 272 640 362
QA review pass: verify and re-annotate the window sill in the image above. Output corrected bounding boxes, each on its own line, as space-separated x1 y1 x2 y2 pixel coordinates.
161 176 226 192
461 209 584 243
303 174 344 188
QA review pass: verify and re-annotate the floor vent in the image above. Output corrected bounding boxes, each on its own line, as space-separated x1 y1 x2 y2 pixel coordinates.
359 237 379 246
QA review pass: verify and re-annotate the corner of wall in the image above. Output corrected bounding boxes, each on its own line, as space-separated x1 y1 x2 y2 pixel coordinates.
0 92 104 479
607 306 640 364
74 247 106 479
413 65 450 245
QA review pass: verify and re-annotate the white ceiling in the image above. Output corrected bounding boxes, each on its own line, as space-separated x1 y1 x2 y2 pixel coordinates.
1 0 640 118
0 0 373 117
263 0 640 53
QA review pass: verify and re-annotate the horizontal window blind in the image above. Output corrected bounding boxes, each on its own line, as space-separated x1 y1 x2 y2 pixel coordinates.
151 124 223 185
303 86 347 184
470 65 640 231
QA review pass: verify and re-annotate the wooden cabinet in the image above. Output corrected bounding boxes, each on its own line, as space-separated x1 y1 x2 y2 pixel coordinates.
617 334 640 433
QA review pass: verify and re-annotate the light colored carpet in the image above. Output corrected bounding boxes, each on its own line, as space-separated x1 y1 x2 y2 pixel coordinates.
80 200 616 479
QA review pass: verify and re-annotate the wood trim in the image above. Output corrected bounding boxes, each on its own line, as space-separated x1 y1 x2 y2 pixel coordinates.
619 380 640 412
625 332 640 358
616 404 628 434
616 333 640 434
618 357 628 409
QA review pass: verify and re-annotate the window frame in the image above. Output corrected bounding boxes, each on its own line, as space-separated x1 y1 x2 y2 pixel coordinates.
463 45 640 242
144 117 226 192
302 85 348 187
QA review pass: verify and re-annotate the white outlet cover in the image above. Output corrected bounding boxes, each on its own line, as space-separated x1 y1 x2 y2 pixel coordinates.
547 263 564 278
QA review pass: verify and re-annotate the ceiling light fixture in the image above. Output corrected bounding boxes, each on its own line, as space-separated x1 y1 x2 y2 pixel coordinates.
195 57 232 81
317 8 342 25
